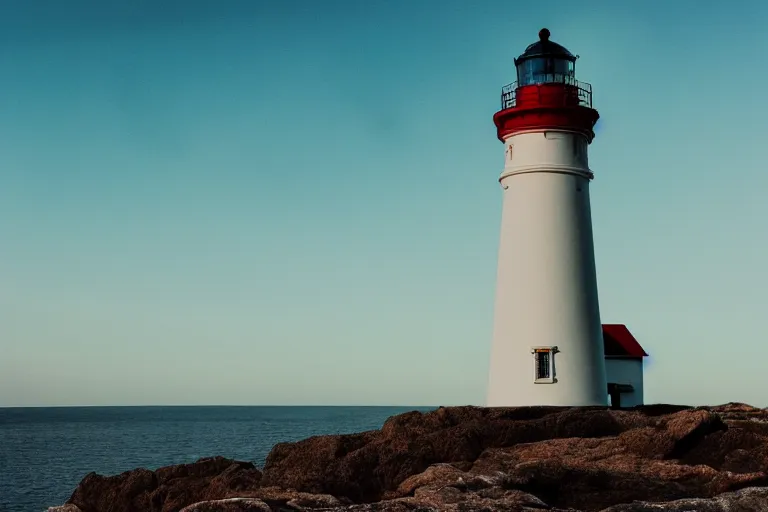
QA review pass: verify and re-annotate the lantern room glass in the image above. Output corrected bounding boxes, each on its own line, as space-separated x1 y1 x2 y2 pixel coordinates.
516 57 575 87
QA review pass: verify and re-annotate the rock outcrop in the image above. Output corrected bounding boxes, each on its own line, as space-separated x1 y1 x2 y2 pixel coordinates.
600 486 768 511
66 457 263 512
60 403 768 511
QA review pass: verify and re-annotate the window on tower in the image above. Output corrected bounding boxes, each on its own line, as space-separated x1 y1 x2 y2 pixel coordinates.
536 351 550 379
532 347 557 383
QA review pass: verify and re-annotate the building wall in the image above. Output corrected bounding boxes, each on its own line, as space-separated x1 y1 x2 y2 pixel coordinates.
605 357 644 407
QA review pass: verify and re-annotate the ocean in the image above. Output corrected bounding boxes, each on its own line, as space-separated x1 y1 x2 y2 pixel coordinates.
0 405 434 512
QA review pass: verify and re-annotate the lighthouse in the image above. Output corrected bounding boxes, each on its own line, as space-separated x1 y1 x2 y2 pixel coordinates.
487 29 607 407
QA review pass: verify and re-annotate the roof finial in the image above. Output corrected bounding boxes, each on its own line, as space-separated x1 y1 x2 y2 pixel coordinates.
539 28 550 41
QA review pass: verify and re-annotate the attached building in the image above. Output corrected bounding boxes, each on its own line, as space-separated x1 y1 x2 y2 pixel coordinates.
602 324 648 408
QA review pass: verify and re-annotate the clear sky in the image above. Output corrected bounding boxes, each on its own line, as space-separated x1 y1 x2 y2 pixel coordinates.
1 0 767 407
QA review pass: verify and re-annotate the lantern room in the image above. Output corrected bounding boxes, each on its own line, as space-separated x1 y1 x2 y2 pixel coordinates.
494 28 598 142
515 28 577 87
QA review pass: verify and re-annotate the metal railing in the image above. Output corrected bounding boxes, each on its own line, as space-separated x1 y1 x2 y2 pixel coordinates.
500 78 593 110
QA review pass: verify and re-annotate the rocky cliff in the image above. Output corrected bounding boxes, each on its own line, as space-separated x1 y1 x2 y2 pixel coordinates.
51 403 768 511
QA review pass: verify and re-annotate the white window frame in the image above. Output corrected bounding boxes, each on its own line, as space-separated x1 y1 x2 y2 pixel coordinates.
532 346 558 384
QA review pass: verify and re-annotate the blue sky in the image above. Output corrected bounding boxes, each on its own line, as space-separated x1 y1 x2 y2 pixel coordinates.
1 0 767 407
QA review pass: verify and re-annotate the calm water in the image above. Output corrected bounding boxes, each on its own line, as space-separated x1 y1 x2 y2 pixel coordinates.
0 406 433 512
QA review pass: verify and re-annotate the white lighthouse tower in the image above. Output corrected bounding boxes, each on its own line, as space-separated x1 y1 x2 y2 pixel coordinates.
487 29 608 407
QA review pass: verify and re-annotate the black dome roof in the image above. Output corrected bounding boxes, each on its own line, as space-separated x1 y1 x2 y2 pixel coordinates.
515 28 576 64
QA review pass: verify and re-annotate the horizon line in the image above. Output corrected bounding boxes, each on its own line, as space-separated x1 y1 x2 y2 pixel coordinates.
0 404 447 409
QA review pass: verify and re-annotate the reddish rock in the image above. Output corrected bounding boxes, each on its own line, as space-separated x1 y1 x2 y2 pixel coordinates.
260 405 724 503
601 486 768 511
228 486 345 509
58 404 768 512
470 436 767 511
67 468 157 512
260 406 639 502
679 427 768 473
67 457 262 512
707 402 768 419
616 409 726 460
393 464 467 497
179 498 271 511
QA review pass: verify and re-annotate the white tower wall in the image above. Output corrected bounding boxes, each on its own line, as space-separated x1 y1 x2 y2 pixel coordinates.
487 130 607 407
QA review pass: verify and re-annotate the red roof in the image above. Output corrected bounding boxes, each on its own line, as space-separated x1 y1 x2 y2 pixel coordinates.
602 324 648 358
